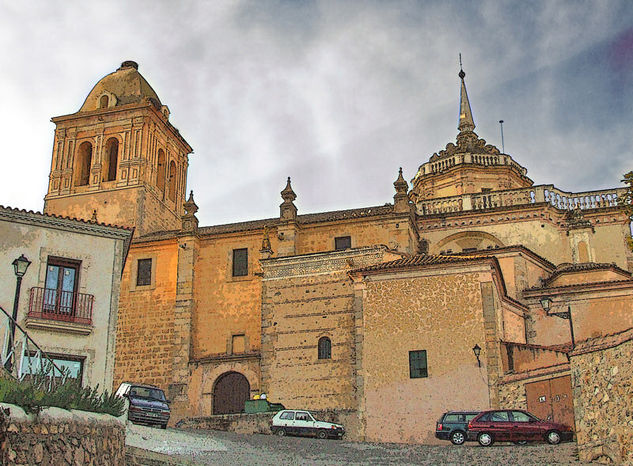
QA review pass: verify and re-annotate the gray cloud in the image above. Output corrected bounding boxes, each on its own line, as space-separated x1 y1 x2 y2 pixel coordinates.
0 0 631 226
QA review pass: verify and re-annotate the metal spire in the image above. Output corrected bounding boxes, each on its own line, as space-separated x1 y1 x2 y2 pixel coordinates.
458 54 475 133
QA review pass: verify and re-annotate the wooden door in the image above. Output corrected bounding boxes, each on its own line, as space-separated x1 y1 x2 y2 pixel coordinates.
213 372 250 415
525 375 575 429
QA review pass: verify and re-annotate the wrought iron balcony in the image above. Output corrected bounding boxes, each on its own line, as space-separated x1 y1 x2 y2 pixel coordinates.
28 287 93 325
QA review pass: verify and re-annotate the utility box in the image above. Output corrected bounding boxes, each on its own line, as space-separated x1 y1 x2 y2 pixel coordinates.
244 399 285 414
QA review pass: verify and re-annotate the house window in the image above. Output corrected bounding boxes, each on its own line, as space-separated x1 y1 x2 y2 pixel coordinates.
335 236 351 250
22 353 84 386
232 248 248 277
136 258 152 286
318 337 331 360
44 257 80 315
409 350 428 378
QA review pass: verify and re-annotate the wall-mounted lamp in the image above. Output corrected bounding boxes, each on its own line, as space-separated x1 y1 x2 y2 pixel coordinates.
539 296 575 348
472 344 481 367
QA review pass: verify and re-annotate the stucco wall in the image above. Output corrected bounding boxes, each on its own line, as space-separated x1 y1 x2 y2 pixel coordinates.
359 269 492 444
0 212 127 392
570 337 633 464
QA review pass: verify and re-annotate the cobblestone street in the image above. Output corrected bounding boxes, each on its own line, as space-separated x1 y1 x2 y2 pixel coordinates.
128 425 588 465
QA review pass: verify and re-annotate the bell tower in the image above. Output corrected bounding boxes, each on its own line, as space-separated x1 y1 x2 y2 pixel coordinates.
44 61 193 236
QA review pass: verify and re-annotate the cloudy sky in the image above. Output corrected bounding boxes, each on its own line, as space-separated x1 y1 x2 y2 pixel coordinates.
0 1 632 226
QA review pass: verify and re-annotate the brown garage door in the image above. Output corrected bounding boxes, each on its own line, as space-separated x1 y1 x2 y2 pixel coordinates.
213 372 250 415
525 375 575 430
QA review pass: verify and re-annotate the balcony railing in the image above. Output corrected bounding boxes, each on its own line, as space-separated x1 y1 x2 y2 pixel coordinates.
416 185 626 216
28 287 94 325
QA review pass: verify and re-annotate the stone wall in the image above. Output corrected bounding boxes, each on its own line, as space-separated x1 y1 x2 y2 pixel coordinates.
0 404 125 465
176 409 360 440
569 330 633 464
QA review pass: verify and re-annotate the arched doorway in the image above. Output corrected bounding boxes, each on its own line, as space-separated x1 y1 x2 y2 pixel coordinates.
213 372 250 415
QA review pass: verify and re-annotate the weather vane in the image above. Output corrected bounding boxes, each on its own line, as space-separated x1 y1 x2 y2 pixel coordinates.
459 53 463 71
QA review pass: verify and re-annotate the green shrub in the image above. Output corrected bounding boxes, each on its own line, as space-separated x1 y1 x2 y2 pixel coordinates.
0 374 125 416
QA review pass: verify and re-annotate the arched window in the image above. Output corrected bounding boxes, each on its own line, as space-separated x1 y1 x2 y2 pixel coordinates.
156 149 166 193
318 337 331 360
103 138 119 182
75 141 93 186
99 95 109 108
168 161 177 201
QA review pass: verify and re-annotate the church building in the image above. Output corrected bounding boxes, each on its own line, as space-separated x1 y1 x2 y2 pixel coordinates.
42 61 633 449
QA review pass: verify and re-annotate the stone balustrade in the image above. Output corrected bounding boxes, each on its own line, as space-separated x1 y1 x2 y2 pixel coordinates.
416 185 626 215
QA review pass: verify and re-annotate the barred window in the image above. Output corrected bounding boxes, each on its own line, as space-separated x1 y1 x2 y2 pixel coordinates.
136 258 152 286
409 350 428 378
232 248 248 277
318 337 331 360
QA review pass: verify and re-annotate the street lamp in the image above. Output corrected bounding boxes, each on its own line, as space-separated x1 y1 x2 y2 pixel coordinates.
539 297 575 348
4 254 31 371
472 344 482 367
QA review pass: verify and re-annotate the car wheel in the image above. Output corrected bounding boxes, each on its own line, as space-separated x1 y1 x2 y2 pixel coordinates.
478 432 494 447
317 430 328 440
513 440 528 445
276 428 286 437
546 430 561 445
450 430 466 445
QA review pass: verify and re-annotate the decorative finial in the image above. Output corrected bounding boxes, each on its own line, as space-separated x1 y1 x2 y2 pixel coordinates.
181 190 199 233
458 58 475 133
281 177 296 202
393 167 410 213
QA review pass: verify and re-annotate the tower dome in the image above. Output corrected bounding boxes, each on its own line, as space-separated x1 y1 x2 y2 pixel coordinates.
79 61 162 112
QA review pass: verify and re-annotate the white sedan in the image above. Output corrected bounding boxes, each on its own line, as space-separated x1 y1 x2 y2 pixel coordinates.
270 410 345 439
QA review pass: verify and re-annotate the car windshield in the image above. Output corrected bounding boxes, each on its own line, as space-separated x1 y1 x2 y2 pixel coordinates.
129 387 166 401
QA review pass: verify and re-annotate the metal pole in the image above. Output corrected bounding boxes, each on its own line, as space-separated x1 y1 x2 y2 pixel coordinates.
4 275 22 372
568 305 575 348
499 120 505 153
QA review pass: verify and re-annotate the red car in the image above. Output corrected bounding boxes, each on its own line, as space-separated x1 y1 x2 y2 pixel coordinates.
467 409 574 446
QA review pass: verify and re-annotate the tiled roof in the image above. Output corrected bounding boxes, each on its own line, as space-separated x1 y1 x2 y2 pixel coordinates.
501 340 572 354
135 204 398 241
0 205 133 231
351 253 486 273
569 327 633 356
452 245 556 271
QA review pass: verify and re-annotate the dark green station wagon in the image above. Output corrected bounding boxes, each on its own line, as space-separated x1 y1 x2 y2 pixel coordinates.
435 411 480 445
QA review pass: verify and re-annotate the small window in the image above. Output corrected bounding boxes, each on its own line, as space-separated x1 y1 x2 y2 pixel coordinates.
232 248 248 277
335 236 351 250
409 350 428 378
318 337 331 360
136 258 152 286
280 411 295 420
99 95 109 108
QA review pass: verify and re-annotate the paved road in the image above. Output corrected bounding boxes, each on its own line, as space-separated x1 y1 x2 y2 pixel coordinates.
128 425 588 465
